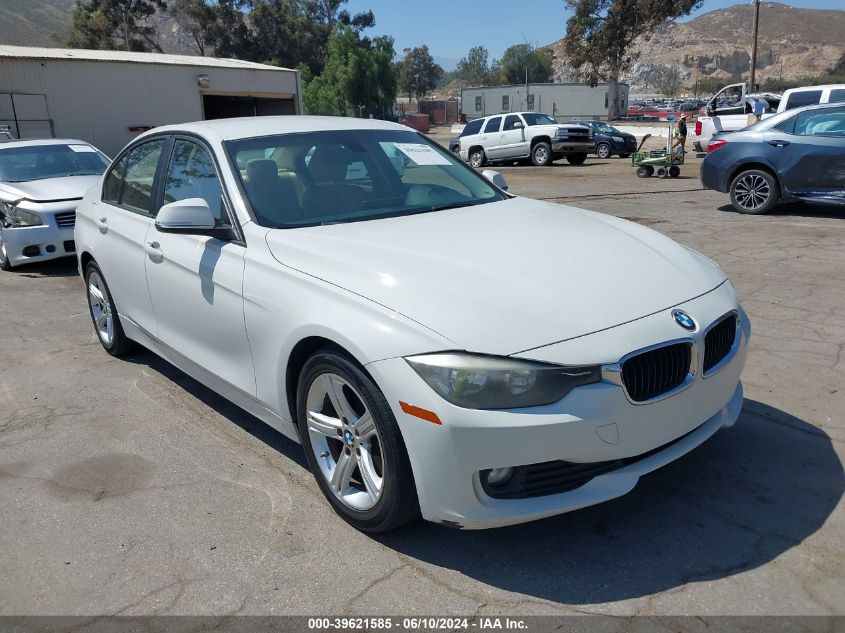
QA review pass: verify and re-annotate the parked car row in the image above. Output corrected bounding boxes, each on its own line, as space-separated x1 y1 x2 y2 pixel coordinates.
2 114 751 534
449 112 638 166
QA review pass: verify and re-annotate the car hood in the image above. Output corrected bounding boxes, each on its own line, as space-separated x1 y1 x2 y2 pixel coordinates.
0 175 101 202
265 198 726 355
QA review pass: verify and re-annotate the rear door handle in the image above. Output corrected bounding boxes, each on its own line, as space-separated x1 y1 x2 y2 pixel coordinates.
768 140 790 147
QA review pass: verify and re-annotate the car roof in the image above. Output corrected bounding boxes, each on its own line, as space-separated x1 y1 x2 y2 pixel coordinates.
135 115 409 144
0 138 92 150
783 84 845 94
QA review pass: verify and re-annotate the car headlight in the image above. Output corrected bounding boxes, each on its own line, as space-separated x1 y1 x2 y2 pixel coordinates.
555 128 568 138
1 202 42 227
405 352 601 409
612 136 625 143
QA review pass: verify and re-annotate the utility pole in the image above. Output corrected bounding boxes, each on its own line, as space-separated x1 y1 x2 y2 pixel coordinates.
525 66 529 110
749 0 761 92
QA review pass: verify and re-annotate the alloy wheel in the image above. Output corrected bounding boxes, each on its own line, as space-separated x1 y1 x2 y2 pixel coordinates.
534 146 548 164
469 151 484 168
87 271 114 346
597 143 611 159
733 173 771 211
305 373 383 511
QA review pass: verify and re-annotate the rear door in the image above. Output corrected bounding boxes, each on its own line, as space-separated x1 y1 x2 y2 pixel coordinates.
92 137 169 337
770 106 845 197
498 114 528 158
480 116 503 158
143 136 255 395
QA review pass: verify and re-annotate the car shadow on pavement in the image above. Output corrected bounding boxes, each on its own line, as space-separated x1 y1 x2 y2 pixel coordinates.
718 202 845 219
377 398 844 604
122 350 309 470
10 258 78 278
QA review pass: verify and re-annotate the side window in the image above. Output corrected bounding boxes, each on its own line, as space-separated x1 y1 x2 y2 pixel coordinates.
784 90 822 111
119 139 166 213
103 154 128 204
463 119 484 136
829 89 845 104
483 117 502 133
503 115 522 131
775 115 796 134
163 139 228 225
501 95 510 111
474 96 482 112
792 107 845 137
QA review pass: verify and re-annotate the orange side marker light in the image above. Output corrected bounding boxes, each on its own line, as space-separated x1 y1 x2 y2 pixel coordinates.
399 401 442 425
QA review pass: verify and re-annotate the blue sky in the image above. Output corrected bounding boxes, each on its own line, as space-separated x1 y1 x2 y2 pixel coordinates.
345 0 836 69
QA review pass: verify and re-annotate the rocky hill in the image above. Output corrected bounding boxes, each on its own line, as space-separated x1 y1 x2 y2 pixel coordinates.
0 0 76 47
548 2 845 92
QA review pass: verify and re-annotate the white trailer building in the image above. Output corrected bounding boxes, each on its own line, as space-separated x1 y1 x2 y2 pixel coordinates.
0 45 301 156
461 82 629 121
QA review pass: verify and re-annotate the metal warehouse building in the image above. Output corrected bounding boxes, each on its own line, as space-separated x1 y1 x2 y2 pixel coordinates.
461 82 629 121
0 45 301 156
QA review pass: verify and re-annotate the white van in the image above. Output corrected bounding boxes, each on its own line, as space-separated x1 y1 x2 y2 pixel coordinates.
777 85 845 113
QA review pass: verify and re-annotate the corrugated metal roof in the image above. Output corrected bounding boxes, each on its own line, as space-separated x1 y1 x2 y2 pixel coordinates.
0 45 294 72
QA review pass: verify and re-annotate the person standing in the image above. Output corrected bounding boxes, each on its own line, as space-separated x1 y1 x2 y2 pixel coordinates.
672 114 688 152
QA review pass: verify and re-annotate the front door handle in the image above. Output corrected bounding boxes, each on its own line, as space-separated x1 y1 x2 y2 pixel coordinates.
144 241 162 258
95 217 108 233
768 139 790 147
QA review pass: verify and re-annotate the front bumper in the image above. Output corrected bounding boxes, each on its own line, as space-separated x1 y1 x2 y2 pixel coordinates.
366 282 749 529
1 224 76 267
551 139 594 154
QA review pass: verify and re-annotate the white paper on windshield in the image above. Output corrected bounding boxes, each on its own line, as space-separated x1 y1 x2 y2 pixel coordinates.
394 143 451 166
68 145 96 153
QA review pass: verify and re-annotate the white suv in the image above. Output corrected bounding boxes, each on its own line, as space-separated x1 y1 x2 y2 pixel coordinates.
459 112 593 167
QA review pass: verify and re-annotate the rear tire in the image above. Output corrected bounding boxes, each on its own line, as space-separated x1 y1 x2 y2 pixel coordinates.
729 169 779 215
531 142 553 166
84 261 135 356
669 165 680 178
566 153 587 165
596 143 611 159
636 166 652 178
297 348 419 533
468 148 486 168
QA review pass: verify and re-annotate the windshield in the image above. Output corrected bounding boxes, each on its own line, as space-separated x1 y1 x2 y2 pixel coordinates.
0 144 110 182
521 113 557 126
226 129 505 228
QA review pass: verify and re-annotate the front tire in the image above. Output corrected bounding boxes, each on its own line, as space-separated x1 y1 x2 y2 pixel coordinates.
85 262 134 356
566 153 587 165
297 348 419 533
0 233 12 271
468 148 486 168
531 142 553 166
729 169 779 214
596 143 611 159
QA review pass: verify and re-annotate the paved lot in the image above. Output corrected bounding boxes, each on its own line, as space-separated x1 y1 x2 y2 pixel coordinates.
1 150 843 617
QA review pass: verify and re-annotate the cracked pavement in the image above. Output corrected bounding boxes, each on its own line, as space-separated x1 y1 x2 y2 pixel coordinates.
0 150 843 616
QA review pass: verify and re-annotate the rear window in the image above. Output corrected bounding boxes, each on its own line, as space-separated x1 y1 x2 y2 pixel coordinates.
483 117 502 133
462 119 483 136
784 90 822 111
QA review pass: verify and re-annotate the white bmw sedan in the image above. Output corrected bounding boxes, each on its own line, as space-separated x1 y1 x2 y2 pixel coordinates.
74 116 750 532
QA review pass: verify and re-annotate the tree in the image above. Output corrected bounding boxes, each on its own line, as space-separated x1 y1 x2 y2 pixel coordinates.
495 43 554 85
67 0 166 52
303 25 397 117
169 0 213 55
642 63 682 96
397 46 444 101
563 0 702 119
456 45 491 86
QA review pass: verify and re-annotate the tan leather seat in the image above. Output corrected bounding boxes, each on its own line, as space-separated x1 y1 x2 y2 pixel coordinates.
300 146 366 219
244 159 303 224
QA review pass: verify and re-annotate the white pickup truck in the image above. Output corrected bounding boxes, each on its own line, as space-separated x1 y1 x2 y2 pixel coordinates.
459 112 593 167
693 82 781 151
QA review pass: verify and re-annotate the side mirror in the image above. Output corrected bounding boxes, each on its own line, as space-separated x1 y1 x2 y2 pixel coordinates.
513 121 524 129
156 198 216 233
705 103 715 116
481 169 508 191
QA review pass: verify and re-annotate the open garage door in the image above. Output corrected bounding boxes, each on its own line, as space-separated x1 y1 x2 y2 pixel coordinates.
202 95 295 120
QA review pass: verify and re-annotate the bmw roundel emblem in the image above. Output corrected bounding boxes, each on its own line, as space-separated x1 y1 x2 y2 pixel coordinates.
672 309 697 331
